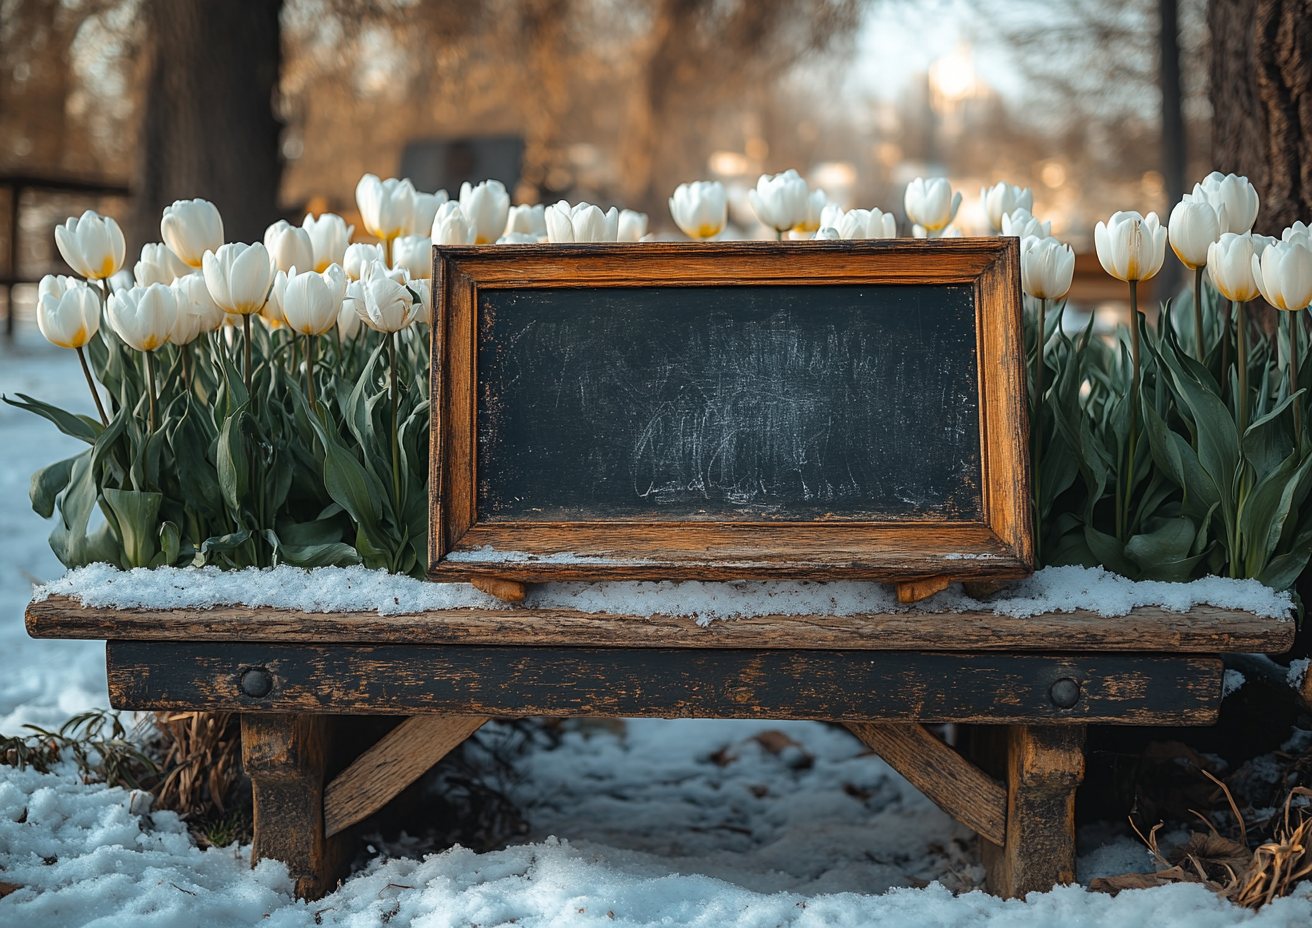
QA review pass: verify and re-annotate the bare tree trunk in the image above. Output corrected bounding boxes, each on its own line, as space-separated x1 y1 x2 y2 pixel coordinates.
1211 0 1312 236
1159 0 1185 298
131 0 284 249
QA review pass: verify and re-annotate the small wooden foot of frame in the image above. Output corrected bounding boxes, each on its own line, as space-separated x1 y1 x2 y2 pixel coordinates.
470 576 527 602
896 575 951 603
242 714 349 901
851 723 1085 898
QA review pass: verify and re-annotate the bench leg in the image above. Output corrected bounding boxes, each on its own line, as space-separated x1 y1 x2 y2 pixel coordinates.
977 724 1087 898
242 713 349 901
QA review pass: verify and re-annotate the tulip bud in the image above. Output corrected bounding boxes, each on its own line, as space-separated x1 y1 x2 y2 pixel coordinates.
133 243 190 288
203 242 277 316
1000 208 1050 239
904 178 961 236
459 180 511 245
669 181 728 240
282 265 347 336
261 270 288 329
393 234 434 278
433 202 476 246
337 295 362 340
36 276 100 349
108 269 134 294
747 170 810 233
504 204 547 239
409 277 432 325
497 232 540 244
55 210 126 280
1020 235 1075 301
412 190 450 239
107 283 177 352
167 282 206 347
813 227 841 240
981 182 1033 233
1207 233 1272 303
834 208 897 240
160 199 224 269
355 174 417 240
264 220 316 275
344 243 384 281
795 189 828 233
544 201 619 243
1192 172 1260 235
1168 195 1220 269
353 260 420 333
1252 239 1312 311
302 213 355 273
618 209 648 242
1094 211 1167 282
173 271 226 332
1283 222 1311 248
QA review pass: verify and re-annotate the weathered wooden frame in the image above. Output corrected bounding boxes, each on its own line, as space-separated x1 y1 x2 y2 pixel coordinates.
429 240 1031 584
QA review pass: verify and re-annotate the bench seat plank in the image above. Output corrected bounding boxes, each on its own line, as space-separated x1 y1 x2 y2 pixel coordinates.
30 595 1292 653
106 641 1224 724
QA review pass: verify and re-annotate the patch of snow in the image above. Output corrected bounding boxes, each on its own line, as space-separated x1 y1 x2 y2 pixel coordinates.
35 563 1294 626
444 545 659 565
1223 669 1246 698
1288 658 1310 689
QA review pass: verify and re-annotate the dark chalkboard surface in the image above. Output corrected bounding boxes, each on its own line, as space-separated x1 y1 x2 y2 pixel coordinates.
477 284 981 522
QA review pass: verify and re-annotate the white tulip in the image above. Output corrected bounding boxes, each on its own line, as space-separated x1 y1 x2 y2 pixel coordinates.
1001 208 1050 239
353 260 421 333
412 190 449 239
261 270 288 329
1283 222 1311 248
409 277 432 325
668 181 728 240
1094 211 1167 282
504 204 547 238
544 201 619 243
55 210 126 280
459 180 511 245
497 232 540 244
36 276 100 349
160 199 224 269
302 213 354 273
337 297 362 340
1168 195 1220 269
282 265 347 336
108 269 134 294
1020 236 1075 301
133 243 189 288
904 178 961 235
172 271 226 332
1207 233 1273 303
618 209 648 242
393 234 434 278
202 242 277 316
432 202 476 246
107 283 176 352
747 170 810 233
796 189 828 233
833 208 897 240
167 282 206 347
1252 239 1312 311
355 174 417 240
264 220 315 275
942 226 965 238
344 243 384 281
981 182 1033 233
1192 172 1260 235
813 227 841 240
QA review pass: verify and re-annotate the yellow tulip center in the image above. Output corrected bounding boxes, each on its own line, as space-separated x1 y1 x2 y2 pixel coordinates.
696 224 720 239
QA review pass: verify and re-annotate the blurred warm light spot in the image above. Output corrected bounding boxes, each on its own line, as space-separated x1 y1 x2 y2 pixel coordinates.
797 120 819 143
709 151 750 176
1141 170 1165 197
744 137 769 161
514 182 539 206
875 142 902 167
568 143 600 167
929 46 977 107
811 161 857 190
304 196 329 217
1040 161 1067 189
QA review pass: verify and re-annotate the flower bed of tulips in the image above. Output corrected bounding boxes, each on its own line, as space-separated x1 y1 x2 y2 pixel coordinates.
10 169 1312 595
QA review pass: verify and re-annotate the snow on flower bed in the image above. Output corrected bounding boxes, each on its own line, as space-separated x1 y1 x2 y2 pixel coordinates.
32 562 1294 624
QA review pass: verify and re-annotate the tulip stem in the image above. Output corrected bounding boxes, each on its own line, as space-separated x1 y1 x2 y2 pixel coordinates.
307 334 318 414
1121 280 1141 544
145 350 158 435
389 333 401 510
1219 297 1232 393
1290 313 1303 448
76 346 108 426
181 344 192 395
242 313 253 399
1193 266 1205 364
384 237 393 270
1237 300 1249 437
1034 297 1046 565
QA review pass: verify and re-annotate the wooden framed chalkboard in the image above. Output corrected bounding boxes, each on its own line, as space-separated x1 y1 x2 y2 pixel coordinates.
429 239 1030 584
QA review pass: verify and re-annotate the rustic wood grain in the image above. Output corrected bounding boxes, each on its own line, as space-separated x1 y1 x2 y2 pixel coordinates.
106 642 1224 724
429 239 1032 583
896 576 951 603
845 722 1006 845
241 714 348 901
981 725 1086 899
323 715 487 838
29 596 1294 653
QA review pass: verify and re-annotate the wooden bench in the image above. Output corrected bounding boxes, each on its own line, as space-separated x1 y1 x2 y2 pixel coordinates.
26 593 1292 900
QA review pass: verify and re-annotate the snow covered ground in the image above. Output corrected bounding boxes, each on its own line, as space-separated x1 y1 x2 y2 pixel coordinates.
3 327 1310 926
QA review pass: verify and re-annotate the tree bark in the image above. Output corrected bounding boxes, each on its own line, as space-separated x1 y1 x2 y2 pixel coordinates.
131 0 284 249
1159 0 1185 297
1211 0 1312 236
